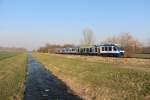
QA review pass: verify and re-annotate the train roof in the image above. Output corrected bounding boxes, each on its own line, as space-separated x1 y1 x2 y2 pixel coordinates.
56 44 121 49
80 44 120 48
80 45 96 48
97 44 120 47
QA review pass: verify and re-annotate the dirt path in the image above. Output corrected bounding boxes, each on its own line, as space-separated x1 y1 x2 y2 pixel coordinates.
24 53 81 100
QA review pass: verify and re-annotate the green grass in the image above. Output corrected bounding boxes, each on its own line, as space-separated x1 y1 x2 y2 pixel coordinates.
0 53 27 100
135 53 150 59
0 52 18 60
33 53 150 100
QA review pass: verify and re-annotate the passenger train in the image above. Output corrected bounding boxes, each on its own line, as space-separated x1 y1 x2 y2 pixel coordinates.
56 44 125 57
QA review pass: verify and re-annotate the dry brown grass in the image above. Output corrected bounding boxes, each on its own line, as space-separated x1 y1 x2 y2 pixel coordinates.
53 54 150 66
0 53 27 100
34 53 150 100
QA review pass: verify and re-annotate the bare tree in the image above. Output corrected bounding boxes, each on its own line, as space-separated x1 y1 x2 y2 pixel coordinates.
102 35 119 44
142 38 150 54
37 43 75 53
119 33 142 57
82 27 94 45
102 32 142 57
37 44 61 53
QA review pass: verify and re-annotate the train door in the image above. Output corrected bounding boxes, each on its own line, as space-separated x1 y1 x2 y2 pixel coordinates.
95 47 97 54
97 47 101 54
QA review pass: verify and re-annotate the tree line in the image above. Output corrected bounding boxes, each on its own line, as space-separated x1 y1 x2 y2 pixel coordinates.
37 44 74 53
0 47 27 52
37 27 150 57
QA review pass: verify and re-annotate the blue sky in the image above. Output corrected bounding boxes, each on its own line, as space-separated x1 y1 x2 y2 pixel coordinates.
0 0 150 50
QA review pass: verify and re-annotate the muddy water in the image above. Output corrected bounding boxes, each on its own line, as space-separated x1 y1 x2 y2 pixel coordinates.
24 54 82 100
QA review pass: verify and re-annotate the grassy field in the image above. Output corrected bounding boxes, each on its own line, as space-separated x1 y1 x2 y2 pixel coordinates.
134 53 150 59
0 52 18 60
33 53 150 100
0 52 27 100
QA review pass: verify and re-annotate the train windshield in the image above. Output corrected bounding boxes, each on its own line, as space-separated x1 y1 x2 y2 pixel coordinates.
114 46 124 51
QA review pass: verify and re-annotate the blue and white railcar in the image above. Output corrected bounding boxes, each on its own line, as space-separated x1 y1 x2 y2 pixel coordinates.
96 44 124 57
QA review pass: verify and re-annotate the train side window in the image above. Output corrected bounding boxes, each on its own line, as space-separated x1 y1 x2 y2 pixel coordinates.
90 48 92 52
109 47 112 51
105 47 107 51
102 47 104 51
86 48 88 52
95 48 97 52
